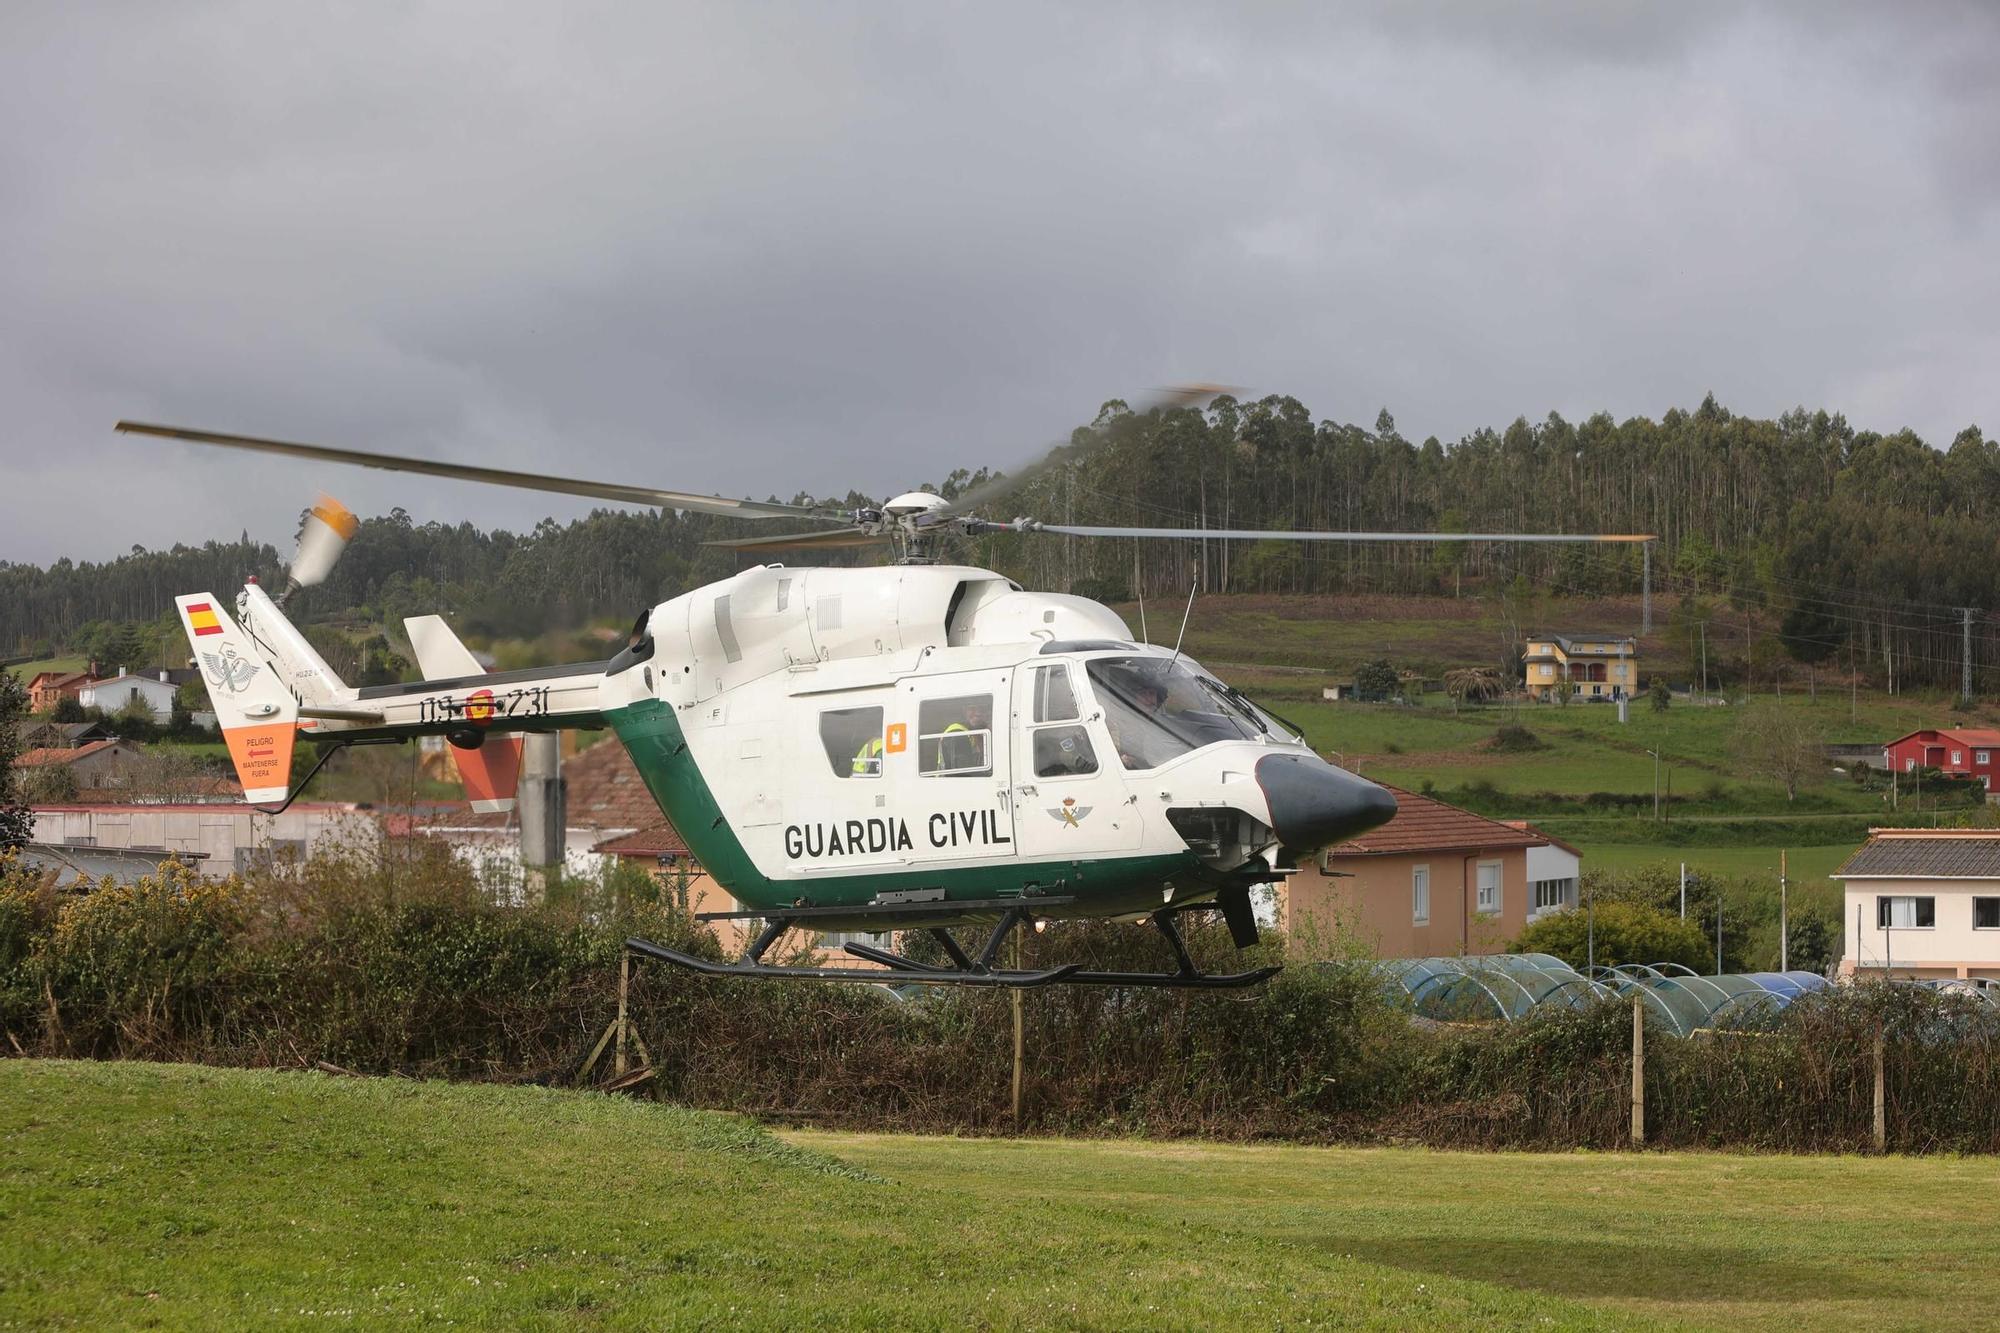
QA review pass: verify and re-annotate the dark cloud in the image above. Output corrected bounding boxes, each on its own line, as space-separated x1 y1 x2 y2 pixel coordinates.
2 2 1995 562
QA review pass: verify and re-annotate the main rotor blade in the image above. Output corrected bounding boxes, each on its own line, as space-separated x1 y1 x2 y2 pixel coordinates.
116 421 838 521
946 383 1235 517
703 527 888 551
1033 525 1658 543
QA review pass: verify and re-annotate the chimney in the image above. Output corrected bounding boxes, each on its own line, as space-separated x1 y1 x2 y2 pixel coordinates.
87 660 101 678
159 670 170 683
117 666 127 678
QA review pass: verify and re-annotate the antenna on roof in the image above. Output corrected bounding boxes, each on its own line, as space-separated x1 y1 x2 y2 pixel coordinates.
1169 572 1199 667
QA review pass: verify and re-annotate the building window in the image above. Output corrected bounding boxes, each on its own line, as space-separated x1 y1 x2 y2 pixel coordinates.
1952 750 1963 766
1533 877 1574 913
1976 898 2000 930
918 696 993 777
819 706 885 778
1980 751 1991 766
1476 861 1501 915
1905 757 1916 772
1876 895 1935 929
1412 865 1430 925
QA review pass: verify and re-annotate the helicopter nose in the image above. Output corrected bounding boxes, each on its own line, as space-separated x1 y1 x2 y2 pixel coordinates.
1254 754 1398 855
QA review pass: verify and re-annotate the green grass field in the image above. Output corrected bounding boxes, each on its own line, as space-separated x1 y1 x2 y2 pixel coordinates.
7 654 86 680
3 1061 1994 1330
1580 843 1853 886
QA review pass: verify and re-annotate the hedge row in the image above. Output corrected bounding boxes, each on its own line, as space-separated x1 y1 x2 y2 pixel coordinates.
3 848 1996 1151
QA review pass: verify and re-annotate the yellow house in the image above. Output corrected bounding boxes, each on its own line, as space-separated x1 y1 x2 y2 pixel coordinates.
1523 632 1638 701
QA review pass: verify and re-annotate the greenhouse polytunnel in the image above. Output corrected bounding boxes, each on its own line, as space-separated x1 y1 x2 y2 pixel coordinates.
1368 954 1831 1036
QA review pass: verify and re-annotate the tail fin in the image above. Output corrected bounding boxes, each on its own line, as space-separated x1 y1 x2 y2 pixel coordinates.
178 594 299 803
404 614 521 814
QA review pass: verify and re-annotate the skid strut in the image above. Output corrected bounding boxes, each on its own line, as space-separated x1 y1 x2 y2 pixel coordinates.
626 895 1280 991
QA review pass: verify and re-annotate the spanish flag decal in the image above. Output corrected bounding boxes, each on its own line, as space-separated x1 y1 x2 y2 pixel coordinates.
187 602 223 636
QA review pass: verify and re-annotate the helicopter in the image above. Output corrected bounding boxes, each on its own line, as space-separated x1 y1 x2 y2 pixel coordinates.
122 397 1651 990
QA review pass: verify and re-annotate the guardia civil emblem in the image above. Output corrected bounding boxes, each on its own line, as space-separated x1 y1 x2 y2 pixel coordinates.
1046 795 1093 827
200 648 261 695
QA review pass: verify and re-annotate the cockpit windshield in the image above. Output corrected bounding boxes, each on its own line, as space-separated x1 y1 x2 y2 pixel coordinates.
1084 656 1295 770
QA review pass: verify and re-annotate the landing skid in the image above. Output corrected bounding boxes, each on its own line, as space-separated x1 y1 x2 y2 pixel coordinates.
626 902 1280 991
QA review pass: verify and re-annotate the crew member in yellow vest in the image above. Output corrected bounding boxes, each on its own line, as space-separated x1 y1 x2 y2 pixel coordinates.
852 735 885 776
936 699 990 772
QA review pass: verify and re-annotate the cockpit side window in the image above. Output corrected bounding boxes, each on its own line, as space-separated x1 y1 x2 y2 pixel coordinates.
1086 656 1265 771
917 695 993 777
820 706 885 778
1032 664 1079 722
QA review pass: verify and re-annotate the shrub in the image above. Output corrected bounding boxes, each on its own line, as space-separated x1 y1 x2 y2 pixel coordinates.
1512 899 1713 972
1353 659 1399 702
1487 723 1545 753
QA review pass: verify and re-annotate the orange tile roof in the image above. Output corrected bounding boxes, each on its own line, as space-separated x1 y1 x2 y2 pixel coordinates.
1329 785 1547 856
1887 727 2000 748
15 739 121 767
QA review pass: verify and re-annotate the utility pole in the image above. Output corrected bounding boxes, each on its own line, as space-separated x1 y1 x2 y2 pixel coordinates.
1642 540 1652 634
1715 894 1724 976
1679 862 1687 919
1962 607 1975 705
1586 878 1595 974
1647 749 1661 821
1780 850 1789 973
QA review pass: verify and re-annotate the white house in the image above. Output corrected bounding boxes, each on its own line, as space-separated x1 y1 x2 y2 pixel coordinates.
77 669 180 722
1835 829 2000 980
1524 836 1583 922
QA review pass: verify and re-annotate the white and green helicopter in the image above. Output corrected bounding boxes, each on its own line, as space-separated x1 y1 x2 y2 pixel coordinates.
124 405 1649 990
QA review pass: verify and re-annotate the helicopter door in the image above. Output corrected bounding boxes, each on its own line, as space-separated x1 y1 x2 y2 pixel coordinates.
1011 661 1144 857
899 673 1015 863
1016 652 1144 852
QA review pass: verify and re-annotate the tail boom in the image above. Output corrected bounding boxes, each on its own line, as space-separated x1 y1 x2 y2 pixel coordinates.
179 587 607 805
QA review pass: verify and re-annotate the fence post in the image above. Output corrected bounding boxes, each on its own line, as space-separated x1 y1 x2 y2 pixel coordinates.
1010 930 1024 1124
1631 996 1646 1148
615 949 630 1080
1872 1021 1887 1153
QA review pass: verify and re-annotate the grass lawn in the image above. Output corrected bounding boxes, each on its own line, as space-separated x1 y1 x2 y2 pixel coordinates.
4 1061 1995 1330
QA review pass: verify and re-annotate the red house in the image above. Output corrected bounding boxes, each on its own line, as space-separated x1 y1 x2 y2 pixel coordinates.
1883 728 2000 791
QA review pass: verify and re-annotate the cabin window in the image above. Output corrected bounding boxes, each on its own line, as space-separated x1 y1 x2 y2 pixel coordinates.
1533 877 1574 912
1877 895 1935 929
1979 751 1991 766
1033 665 1079 722
1412 865 1430 925
918 696 993 777
1975 898 2000 930
1952 750 1964 766
1032 724 1098 778
820 706 885 779
1475 861 1502 915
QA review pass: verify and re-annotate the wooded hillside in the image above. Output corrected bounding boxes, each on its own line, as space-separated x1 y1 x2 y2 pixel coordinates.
5 393 1994 689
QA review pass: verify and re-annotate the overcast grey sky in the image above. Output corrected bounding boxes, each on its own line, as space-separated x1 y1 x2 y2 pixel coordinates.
3 2 1994 563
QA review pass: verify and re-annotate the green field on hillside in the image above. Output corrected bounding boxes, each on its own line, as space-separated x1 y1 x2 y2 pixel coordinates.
1577 843 1853 886
3 1060 1995 1330
6 655 85 681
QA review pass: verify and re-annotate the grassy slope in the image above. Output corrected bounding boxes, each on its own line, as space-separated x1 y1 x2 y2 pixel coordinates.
3 1061 1994 1331
8 655 86 680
